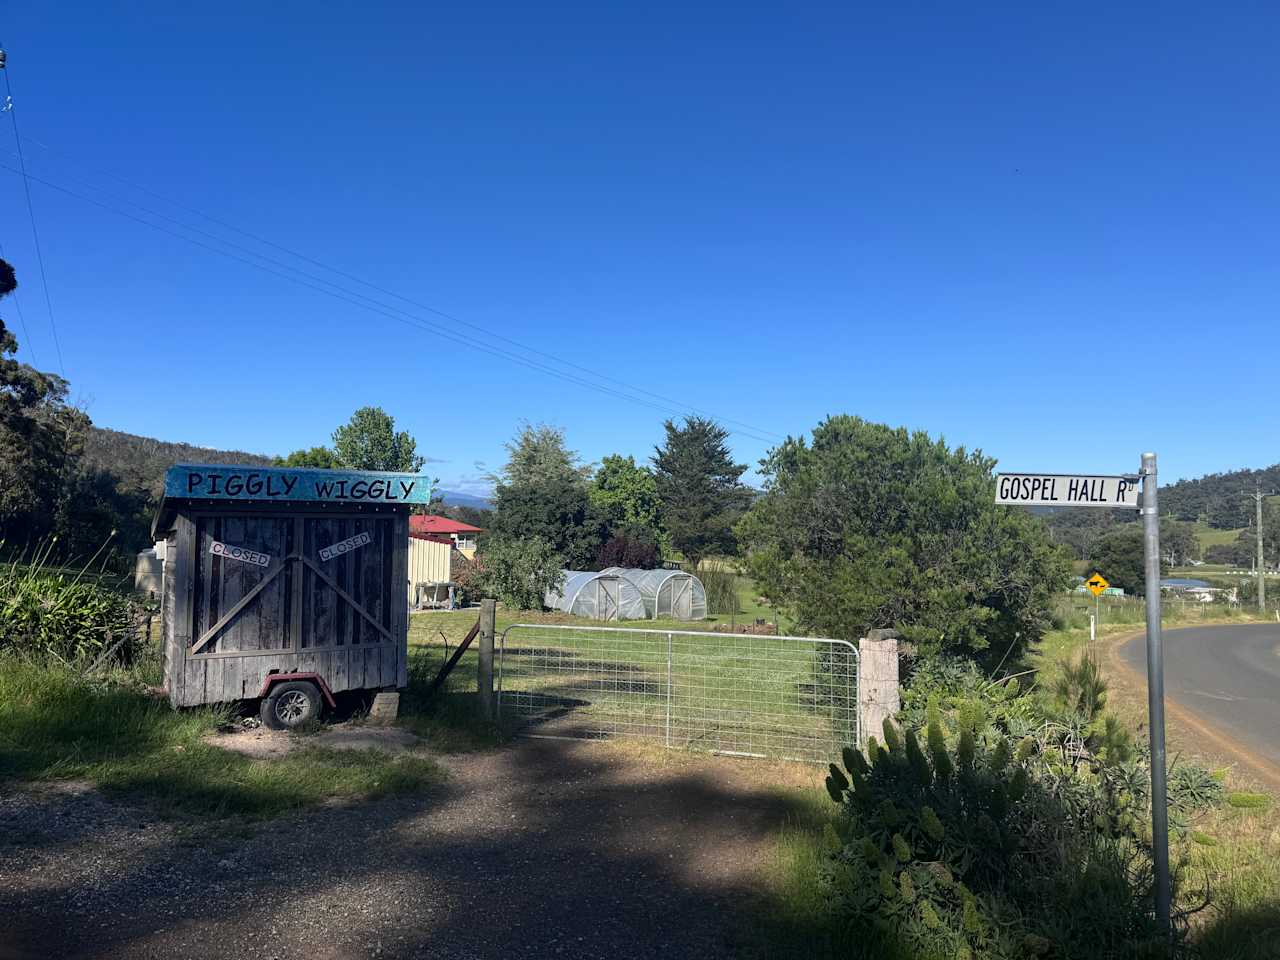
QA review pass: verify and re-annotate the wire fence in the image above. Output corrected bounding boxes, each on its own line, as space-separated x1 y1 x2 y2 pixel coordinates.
496 624 858 763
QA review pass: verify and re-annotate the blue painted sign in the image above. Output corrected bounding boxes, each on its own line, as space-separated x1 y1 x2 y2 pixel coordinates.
165 464 434 505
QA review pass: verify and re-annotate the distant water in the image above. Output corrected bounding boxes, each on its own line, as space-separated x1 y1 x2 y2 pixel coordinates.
1162 578 1211 588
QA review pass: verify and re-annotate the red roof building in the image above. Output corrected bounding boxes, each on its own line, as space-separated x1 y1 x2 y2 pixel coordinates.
409 515 483 556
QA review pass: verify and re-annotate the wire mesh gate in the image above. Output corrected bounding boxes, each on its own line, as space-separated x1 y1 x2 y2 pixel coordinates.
496 624 858 763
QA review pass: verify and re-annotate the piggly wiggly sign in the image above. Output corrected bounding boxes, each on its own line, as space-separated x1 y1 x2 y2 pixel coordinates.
165 464 434 504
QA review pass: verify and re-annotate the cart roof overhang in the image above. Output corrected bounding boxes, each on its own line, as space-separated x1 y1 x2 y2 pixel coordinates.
151 463 433 540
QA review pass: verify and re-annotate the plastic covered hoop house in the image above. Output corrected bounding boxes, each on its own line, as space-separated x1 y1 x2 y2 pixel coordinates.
601 568 708 621
545 571 648 621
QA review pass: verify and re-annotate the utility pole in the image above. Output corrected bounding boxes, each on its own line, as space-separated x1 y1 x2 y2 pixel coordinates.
1254 481 1267 613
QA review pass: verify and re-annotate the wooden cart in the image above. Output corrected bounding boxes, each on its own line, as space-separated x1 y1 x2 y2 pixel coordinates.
153 463 432 729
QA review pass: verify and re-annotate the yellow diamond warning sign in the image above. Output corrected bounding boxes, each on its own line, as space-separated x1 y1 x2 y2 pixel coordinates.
1086 574 1109 597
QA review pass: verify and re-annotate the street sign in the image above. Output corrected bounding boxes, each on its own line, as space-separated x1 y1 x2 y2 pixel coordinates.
994 454 1170 933
994 473 1140 509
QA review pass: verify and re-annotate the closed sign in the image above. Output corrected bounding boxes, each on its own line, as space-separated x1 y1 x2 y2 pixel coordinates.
319 531 373 562
209 540 271 566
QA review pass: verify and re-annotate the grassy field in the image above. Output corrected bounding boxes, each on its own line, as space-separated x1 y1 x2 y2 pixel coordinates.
407 595 849 763
1194 522 1245 551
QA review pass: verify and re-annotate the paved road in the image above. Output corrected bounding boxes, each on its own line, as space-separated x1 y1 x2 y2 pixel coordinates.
1120 623 1280 767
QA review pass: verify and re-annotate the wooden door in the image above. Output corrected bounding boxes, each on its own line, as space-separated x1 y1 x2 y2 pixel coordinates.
191 515 293 654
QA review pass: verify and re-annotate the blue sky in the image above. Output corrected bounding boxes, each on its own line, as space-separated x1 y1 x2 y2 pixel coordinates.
1 3 1277 494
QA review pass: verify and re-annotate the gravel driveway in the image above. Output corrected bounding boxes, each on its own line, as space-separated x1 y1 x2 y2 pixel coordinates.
1 737 815 959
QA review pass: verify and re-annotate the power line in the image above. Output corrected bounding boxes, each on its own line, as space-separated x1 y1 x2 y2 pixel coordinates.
0 154 783 448
0 240 39 366
17 136 786 443
1 48 65 376
0 160 783 445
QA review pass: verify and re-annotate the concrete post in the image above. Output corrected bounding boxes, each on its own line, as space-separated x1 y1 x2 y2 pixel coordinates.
478 598 496 721
858 629 900 748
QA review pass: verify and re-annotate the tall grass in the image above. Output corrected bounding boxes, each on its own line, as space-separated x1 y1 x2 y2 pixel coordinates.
698 567 741 615
1051 592 1264 632
0 535 149 667
0 657 442 818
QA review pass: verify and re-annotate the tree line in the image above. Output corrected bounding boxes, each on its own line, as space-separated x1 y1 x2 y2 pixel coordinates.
469 415 1076 662
452 418 754 607
1158 463 1280 529
0 259 144 564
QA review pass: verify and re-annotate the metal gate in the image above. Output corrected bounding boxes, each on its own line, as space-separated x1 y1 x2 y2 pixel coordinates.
496 624 858 763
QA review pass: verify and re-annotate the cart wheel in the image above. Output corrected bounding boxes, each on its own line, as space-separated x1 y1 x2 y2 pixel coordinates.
260 681 322 730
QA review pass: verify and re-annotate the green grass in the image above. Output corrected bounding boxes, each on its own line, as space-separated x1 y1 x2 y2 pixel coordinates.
1194 522 1246 550
1185 804 1280 959
746 790 854 959
407 590 842 761
1227 792 1274 811
0 656 442 819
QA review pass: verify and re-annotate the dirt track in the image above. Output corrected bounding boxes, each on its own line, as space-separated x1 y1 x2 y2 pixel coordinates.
1 738 817 960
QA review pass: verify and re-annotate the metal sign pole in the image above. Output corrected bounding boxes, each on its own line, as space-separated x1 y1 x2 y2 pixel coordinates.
1141 452 1171 930
995 462 1171 929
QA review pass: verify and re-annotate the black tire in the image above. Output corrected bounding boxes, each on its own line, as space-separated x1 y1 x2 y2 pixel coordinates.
260 681 322 730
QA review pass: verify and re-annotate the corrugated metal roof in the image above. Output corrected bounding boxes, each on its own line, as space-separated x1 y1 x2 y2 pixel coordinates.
409 515 484 535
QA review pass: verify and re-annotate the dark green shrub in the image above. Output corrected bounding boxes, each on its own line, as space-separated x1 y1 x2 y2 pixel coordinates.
472 536 564 610
899 655 1036 737
1168 761 1225 816
0 562 148 665
823 715 1174 960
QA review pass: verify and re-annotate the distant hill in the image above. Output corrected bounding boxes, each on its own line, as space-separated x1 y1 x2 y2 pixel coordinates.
1036 461 1280 565
1159 464 1280 529
84 427 276 502
436 489 493 510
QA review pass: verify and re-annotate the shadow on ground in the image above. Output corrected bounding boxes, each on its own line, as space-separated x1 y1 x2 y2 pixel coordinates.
1 735 842 960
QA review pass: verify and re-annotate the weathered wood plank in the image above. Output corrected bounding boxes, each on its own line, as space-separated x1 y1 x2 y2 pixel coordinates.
172 516 196 705
224 516 248 653
162 533 180 702
378 519 392 638
309 518 337 649
182 657 205 707
290 517 305 653
239 516 266 652
392 512 409 688
194 517 214 651
257 518 285 651
203 657 223 705
221 656 243 703
331 645 350 692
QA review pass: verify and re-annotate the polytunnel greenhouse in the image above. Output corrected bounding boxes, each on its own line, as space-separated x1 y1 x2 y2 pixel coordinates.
545 571 648 621
601 568 708 621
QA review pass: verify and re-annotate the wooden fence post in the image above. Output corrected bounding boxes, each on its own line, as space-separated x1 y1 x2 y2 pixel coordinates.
858 629 900 748
477 598 496 721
